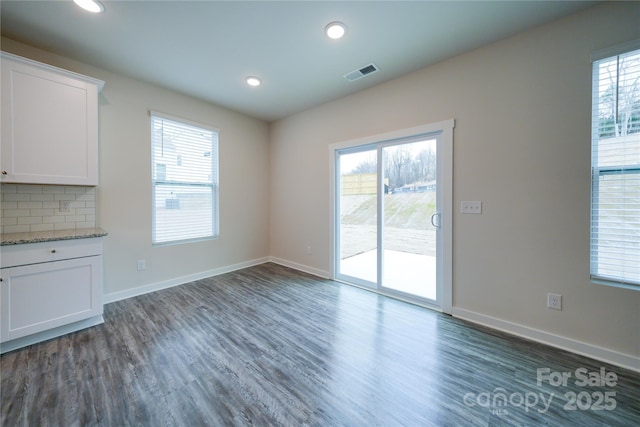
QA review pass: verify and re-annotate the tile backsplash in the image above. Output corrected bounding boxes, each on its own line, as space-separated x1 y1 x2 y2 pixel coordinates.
0 184 96 234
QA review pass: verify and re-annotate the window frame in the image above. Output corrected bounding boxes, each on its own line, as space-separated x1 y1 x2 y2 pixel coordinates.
590 40 640 290
150 111 219 246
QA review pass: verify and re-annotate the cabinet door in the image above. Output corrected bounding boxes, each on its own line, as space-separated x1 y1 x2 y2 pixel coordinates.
0 256 103 342
1 56 99 185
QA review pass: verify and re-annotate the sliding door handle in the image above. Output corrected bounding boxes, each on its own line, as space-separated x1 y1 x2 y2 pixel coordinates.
431 212 441 229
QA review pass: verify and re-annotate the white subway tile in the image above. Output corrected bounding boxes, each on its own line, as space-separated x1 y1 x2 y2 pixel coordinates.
1 201 18 209
30 208 55 217
76 207 95 215
17 185 43 194
42 185 66 193
77 192 96 202
65 186 88 194
42 216 66 224
1 217 17 226
2 209 30 218
17 201 43 209
3 193 31 202
3 225 30 233
1 185 99 234
54 223 75 231
30 193 55 202
76 221 96 229
1 184 18 194
30 223 55 232
18 216 43 225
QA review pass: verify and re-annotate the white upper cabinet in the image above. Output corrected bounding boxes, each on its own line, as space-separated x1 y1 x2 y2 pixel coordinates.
1 52 104 186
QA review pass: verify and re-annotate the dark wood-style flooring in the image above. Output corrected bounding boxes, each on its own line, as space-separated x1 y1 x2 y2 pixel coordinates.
2 263 639 426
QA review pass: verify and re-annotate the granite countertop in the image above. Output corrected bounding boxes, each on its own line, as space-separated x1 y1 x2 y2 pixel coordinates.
0 227 108 246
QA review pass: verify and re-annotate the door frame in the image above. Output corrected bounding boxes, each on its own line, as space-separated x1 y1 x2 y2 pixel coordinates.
329 120 454 314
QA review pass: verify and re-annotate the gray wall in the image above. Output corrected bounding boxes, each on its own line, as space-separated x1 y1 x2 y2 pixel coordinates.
1 37 271 299
269 2 640 365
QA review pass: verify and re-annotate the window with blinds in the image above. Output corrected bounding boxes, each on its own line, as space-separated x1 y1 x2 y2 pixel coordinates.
151 112 219 245
590 42 640 289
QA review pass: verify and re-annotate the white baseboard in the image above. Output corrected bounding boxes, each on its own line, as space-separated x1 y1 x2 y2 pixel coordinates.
268 256 330 279
452 307 640 373
103 257 271 304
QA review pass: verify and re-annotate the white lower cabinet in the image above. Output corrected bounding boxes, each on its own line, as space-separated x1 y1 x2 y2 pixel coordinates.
0 238 104 352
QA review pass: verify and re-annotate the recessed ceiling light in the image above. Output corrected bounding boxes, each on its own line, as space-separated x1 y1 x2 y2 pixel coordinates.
73 0 104 13
325 22 346 40
246 76 261 87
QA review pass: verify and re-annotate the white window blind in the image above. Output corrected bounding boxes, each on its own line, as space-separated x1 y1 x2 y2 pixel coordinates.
590 44 640 288
151 113 219 245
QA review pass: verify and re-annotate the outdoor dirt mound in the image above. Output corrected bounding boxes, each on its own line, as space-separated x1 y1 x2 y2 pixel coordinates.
341 192 435 228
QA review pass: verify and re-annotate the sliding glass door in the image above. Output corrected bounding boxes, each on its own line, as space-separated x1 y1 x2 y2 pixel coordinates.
381 138 438 301
335 131 445 308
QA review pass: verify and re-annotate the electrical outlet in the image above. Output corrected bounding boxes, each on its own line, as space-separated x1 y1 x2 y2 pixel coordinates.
460 200 482 214
137 259 146 271
306 245 312 255
547 293 562 310
59 200 71 213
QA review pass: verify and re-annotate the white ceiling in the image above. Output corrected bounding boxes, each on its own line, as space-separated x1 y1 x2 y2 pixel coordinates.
1 0 599 122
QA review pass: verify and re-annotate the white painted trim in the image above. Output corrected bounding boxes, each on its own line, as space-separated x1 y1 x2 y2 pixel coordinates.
328 146 337 280
149 110 220 133
268 256 331 279
590 38 640 62
1 315 104 354
440 121 454 315
328 119 455 152
334 276 443 313
452 307 640 373
103 257 270 304
1 51 105 91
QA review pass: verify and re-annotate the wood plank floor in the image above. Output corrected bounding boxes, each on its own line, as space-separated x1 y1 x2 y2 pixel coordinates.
2 263 639 426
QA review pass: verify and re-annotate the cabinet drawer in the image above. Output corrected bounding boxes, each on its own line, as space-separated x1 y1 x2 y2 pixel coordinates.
0 238 103 268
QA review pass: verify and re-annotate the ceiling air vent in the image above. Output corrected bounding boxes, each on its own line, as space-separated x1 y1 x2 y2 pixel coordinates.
344 63 379 82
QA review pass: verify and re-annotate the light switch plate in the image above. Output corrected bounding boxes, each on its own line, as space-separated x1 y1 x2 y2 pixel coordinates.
460 201 482 214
